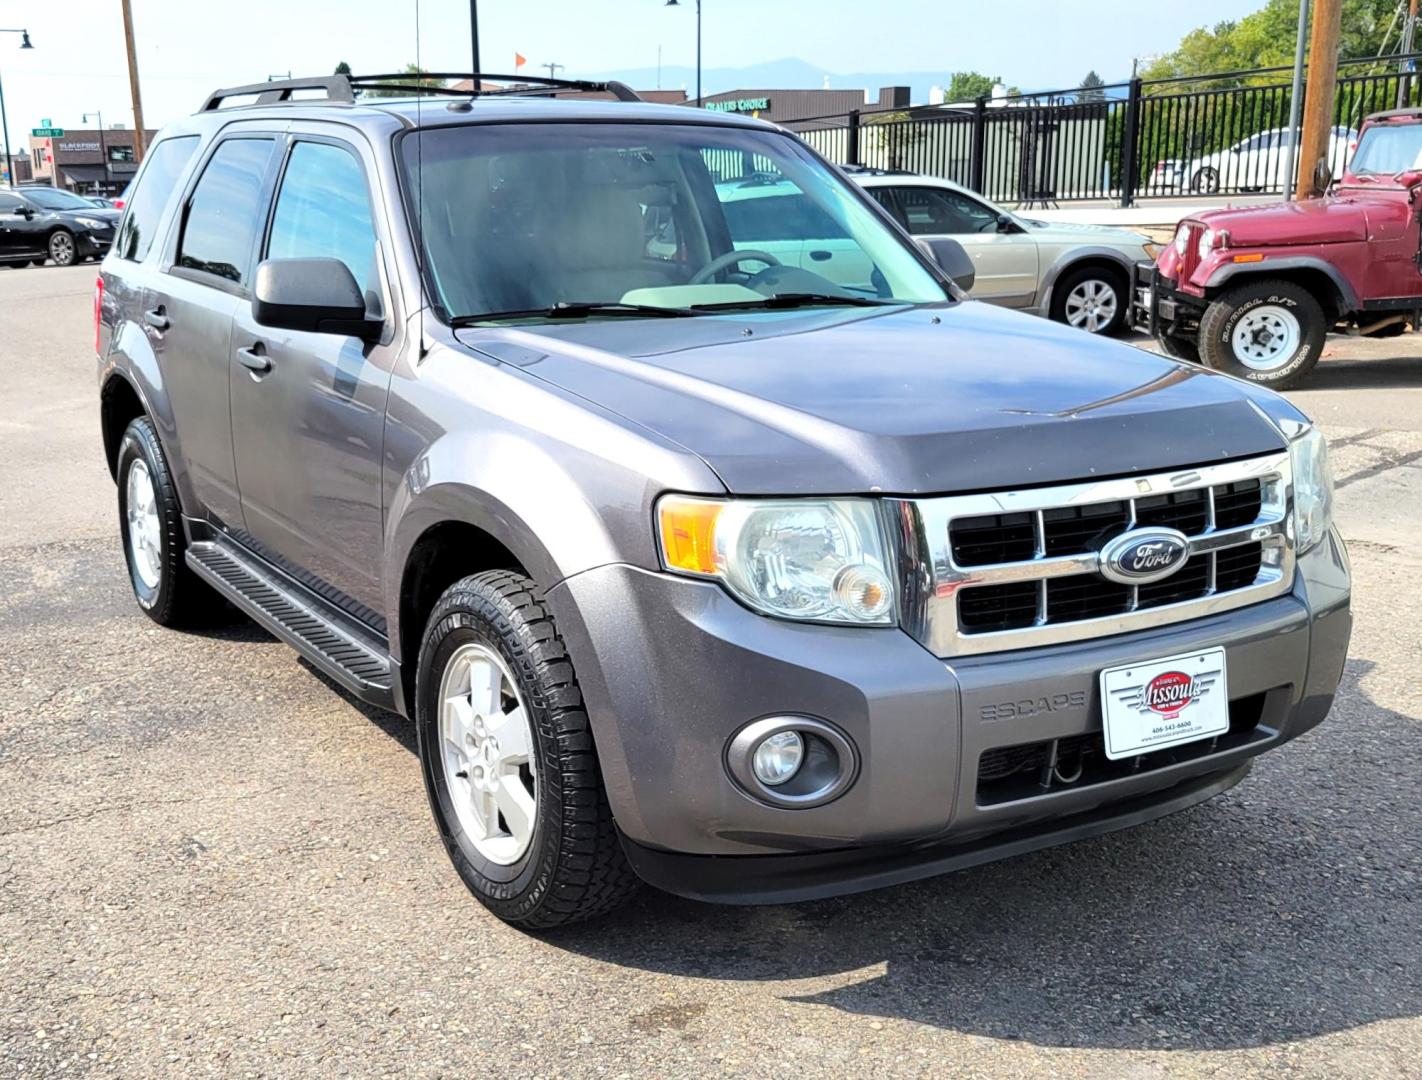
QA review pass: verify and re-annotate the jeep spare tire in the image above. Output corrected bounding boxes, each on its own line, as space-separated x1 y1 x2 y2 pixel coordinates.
1198 278 1326 390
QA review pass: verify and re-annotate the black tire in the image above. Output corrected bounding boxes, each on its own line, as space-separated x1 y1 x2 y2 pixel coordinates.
1191 167 1220 194
1155 332 1200 362
415 570 639 928
115 416 211 626
47 229 77 267
1198 278 1326 390
1050 264 1130 336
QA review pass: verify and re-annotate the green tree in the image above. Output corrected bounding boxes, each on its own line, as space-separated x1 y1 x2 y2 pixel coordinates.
1079 70 1106 102
334 61 352 76
943 71 1019 102
363 63 449 98
1140 0 1399 87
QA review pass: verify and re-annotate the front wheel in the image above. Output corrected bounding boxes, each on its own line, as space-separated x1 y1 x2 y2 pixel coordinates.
48 230 77 267
415 570 639 928
1198 278 1326 389
1155 332 1200 362
1052 265 1129 336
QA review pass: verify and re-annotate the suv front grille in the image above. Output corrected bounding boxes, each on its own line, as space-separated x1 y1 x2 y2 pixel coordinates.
898 453 1295 656
952 478 1265 634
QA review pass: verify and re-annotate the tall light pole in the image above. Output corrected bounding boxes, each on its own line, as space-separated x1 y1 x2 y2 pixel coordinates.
1283 0 1310 203
665 0 701 105
82 111 106 195
0 29 34 187
469 0 481 91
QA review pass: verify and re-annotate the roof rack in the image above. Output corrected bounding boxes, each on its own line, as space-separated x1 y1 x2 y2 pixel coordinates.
201 72 642 112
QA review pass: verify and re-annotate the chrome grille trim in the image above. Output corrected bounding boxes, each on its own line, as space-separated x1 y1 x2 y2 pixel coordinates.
893 452 1294 657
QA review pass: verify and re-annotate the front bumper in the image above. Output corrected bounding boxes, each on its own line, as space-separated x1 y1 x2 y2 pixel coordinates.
76 231 113 258
546 528 1350 902
1131 261 1205 339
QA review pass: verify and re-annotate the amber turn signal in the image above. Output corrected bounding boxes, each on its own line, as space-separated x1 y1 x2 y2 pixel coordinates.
657 497 723 576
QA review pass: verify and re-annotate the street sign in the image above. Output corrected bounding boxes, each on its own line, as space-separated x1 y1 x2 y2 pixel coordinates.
31 127 64 138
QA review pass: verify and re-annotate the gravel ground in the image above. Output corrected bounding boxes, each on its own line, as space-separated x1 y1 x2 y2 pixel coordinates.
2 265 1420 1078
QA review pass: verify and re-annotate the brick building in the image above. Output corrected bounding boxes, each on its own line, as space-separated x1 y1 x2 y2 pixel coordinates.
26 128 157 195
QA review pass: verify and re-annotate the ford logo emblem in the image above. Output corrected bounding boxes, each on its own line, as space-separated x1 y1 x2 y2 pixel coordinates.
1098 527 1191 586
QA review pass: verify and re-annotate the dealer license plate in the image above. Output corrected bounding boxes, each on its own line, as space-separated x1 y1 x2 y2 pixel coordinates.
1099 648 1229 760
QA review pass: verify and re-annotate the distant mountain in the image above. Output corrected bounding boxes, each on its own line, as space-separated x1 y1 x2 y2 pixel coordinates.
583 56 1127 105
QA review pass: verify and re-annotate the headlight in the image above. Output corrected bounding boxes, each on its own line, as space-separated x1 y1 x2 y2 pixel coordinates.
75 216 107 230
1197 228 1214 258
1173 224 1190 256
657 495 896 624
1289 427 1334 554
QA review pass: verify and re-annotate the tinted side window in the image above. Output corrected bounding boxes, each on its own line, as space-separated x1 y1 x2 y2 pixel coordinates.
266 141 377 294
116 135 199 262
892 187 996 235
0 193 22 213
177 138 274 284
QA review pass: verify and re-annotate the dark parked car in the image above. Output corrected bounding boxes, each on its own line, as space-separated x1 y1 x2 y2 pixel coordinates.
95 73 1350 929
1 185 118 266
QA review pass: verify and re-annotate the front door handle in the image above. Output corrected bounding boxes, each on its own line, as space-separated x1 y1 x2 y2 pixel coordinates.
143 307 169 331
236 344 272 374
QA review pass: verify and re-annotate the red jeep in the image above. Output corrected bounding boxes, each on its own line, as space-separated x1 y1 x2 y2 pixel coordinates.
1135 108 1422 388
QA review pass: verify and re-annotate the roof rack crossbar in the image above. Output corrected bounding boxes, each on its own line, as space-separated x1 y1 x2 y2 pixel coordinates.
201 73 643 113
351 73 642 102
202 76 355 111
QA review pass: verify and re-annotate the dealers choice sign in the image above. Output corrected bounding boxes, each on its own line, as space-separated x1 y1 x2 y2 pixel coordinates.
704 97 771 114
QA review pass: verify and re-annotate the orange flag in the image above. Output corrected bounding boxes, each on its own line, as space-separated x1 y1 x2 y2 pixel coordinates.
515 52 527 69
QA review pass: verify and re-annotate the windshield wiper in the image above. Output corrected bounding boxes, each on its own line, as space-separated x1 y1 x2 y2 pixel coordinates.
451 301 700 325
691 292 903 312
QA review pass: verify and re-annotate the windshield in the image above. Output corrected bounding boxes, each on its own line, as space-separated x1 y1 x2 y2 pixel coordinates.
23 188 99 211
1349 122 1422 175
400 122 948 322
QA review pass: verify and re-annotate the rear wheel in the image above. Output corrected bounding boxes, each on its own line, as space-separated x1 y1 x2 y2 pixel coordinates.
1198 278 1326 389
1191 167 1220 194
115 416 215 625
1051 265 1129 336
415 570 639 928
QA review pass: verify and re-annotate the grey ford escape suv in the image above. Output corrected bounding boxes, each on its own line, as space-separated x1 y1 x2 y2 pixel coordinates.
96 73 1351 928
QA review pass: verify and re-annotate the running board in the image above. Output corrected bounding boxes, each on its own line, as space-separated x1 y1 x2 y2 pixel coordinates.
186 540 394 707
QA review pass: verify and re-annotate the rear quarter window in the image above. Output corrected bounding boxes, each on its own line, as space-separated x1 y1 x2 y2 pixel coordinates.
115 135 200 262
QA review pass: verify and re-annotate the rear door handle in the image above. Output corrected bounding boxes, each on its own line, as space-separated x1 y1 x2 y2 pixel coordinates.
236 344 272 374
143 307 169 331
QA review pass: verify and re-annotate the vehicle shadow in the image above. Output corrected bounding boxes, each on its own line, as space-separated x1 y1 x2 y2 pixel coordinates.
537 657 1420 1051
1307 350 1422 390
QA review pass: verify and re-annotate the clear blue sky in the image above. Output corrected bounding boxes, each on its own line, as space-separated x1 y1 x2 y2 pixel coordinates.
1 0 1259 151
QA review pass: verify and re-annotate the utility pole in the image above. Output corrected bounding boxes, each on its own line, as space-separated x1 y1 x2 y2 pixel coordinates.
120 0 146 162
469 0 481 91
1283 0 1311 202
543 62 564 79
1295 0 1341 199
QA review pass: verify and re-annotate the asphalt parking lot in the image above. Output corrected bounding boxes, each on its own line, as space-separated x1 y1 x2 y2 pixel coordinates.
2 264 1420 1078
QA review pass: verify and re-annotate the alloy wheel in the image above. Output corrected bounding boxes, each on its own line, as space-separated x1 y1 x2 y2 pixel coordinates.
1064 278 1118 333
125 458 162 590
1230 304 1301 371
438 642 538 865
49 232 75 265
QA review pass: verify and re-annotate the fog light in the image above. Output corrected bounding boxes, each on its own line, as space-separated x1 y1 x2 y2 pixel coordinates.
752 730 804 786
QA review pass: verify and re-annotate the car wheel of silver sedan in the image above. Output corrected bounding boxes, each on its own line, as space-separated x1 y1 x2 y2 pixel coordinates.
1063 278 1120 334
415 570 640 927
1051 266 1128 336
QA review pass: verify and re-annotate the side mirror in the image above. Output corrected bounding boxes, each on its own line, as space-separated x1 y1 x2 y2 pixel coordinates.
917 237 975 294
1312 159 1334 194
995 213 1018 234
15 206 34 219
252 257 380 340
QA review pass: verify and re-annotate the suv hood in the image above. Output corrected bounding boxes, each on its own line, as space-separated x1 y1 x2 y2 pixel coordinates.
1197 197 1370 246
458 302 1297 495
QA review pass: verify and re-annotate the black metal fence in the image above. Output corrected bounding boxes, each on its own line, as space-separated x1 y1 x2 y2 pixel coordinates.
778 53 1422 208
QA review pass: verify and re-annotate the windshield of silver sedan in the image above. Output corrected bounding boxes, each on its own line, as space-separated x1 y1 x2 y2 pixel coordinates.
399 122 947 323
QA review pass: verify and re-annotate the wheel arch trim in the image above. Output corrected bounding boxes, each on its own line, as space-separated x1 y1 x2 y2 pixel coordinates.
1039 247 1137 318
1204 257 1358 316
